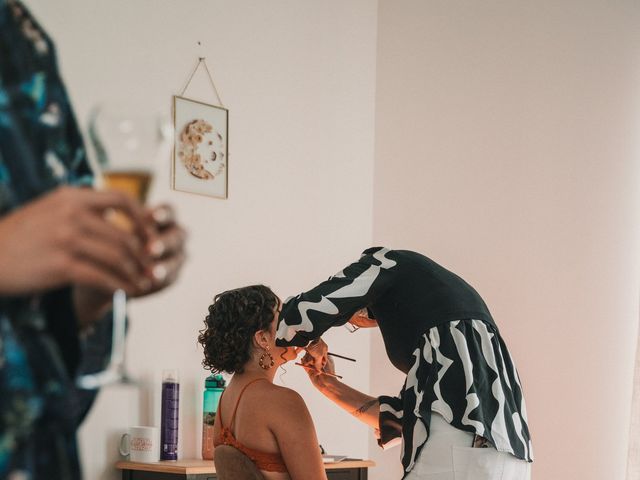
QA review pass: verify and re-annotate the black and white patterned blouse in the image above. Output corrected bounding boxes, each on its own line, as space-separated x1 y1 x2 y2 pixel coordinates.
276 247 533 477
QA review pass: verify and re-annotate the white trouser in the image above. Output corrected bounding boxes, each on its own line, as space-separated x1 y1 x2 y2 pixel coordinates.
404 413 531 480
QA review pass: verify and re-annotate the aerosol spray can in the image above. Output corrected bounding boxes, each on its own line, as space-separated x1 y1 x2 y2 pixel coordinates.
160 369 180 460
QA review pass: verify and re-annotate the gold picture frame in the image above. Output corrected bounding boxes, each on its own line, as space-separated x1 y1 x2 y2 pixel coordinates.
172 95 229 199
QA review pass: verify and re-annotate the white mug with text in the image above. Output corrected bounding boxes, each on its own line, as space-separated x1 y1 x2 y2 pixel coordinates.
120 426 159 463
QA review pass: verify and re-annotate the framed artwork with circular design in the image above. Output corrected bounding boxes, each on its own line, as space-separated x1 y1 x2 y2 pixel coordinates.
172 95 228 198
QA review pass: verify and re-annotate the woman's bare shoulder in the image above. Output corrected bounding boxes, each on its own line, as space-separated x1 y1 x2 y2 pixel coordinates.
249 382 309 415
250 381 306 401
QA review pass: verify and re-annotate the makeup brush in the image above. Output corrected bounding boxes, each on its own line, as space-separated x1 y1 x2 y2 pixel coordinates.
328 352 356 362
295 362 343 380
305 340 356 362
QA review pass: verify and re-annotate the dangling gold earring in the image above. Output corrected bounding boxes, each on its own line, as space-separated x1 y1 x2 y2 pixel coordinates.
259 346 275 370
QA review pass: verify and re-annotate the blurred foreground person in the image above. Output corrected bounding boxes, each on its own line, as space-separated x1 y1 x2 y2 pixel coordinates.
0 1 185 477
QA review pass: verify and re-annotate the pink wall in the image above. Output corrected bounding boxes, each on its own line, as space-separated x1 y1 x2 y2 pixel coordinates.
371 1 640 479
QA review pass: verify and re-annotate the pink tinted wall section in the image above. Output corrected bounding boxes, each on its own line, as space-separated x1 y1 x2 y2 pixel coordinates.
370 1 640 479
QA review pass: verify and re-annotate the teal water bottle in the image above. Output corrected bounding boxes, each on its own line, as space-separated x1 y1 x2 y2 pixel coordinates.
201 374 226 460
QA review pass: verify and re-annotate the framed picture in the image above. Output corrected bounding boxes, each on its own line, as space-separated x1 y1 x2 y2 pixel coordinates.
172 95 228 198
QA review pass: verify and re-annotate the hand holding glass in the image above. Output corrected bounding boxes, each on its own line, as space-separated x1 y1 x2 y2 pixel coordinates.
76 106 168 389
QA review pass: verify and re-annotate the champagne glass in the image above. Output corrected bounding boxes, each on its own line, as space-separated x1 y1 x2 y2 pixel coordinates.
76 105 170 390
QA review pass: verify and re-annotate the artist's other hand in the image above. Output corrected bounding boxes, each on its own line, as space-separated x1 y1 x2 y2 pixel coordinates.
305 337 329 371
0 186 150 297
348 308 378 329
137 204 187 296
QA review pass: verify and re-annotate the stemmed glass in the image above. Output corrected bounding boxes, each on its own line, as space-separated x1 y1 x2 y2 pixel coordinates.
76 106 170 389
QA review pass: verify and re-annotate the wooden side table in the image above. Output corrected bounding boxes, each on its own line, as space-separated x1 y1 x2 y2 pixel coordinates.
116 458 374 480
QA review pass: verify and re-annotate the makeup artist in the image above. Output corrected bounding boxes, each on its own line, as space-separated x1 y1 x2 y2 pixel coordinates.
276 247 532 480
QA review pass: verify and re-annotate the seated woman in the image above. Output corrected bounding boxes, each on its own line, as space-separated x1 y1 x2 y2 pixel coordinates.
197 285 328 480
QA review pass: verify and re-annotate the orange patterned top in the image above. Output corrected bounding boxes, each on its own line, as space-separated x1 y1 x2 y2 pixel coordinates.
214 379 288 473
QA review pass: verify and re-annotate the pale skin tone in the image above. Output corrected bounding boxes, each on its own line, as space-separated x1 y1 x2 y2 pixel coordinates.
213 307 328 480
0 186 187 328
301 310 382 435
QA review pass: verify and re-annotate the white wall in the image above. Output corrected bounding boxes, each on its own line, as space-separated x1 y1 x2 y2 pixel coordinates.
21 2 640 479
24 1 378 479
371 1 640 480
629 338 640 479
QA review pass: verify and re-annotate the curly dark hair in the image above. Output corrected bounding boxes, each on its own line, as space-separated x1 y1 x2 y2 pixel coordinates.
198 285 279 374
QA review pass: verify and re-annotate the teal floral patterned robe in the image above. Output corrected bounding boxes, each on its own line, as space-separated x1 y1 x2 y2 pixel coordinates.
0 1 111 478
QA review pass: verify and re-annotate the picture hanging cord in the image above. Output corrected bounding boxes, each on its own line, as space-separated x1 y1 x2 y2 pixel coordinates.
180 55 225 108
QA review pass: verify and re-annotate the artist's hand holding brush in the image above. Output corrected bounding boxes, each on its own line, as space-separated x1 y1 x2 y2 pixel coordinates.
300 344 381 429
297 337 358 380
300 349 338 389
304 337 329 371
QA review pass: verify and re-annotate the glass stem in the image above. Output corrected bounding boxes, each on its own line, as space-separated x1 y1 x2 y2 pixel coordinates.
111 288 127 369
